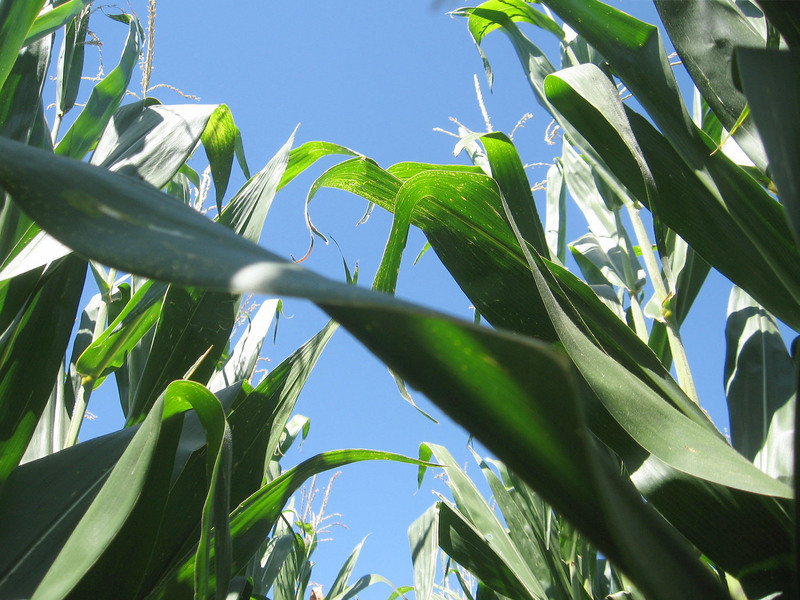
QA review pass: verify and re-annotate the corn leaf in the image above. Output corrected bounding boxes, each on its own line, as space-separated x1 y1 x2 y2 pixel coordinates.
54 13 142 159
92 101 217 190
0 0 45 92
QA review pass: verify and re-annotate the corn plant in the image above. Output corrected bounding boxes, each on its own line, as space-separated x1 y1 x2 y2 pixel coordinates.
0 4 422 599
0 1 798 600
410 444 633 600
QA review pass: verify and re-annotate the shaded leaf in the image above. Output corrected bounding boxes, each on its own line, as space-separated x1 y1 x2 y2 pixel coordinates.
725 287 795 483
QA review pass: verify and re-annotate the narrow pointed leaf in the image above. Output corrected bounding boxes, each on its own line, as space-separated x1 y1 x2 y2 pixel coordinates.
149 450 427 599
409 506 439 600
54 13 142 159
654 0 768 170
328 537 368 600
201 104 238 212
54 2 89 117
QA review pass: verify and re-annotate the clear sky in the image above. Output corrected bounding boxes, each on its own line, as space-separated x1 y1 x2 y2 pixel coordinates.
70 1 748 597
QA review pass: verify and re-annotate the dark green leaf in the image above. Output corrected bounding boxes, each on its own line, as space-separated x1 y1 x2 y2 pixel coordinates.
29 394 178 600
0 256 85 482
654 0 769 170
736 48 800 248
0 35 51 143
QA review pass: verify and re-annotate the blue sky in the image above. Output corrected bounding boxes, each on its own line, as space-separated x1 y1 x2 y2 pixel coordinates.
70 1 747 596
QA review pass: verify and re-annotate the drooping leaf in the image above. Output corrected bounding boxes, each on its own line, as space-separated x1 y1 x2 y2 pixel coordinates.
278 140 360 191
201 104 239 212
91 102 217 190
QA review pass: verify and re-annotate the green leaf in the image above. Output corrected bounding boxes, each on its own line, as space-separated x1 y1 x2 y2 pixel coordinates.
23 0 91 47
328 537 368 600
201 104 239 212
503 185 791 498
654 0 768 170
29 394 174 600
725 287 795 483
480 132 549 259
0 256 85 482
75 279 167 383
0 34 51 144
54 13 142 159
736 48 800 247
408 506 439 600
544 160 567 263
0 426 137 598
460 1 562 89
54 2 90 118
278 140 360 191
148 450 427 599
0 0 45 92
162 381 234 600
92 102 217 190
